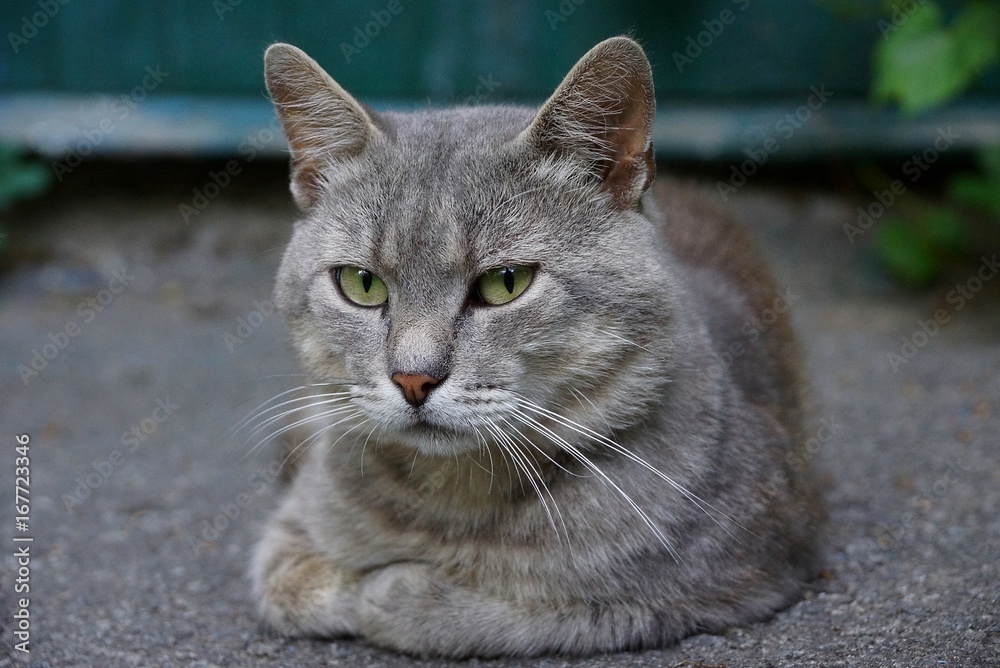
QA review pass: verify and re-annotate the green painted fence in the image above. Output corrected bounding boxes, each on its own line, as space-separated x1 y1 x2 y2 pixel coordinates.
1 0 998 158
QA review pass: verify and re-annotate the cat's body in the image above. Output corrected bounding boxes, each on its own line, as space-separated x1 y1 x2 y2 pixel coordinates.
251 37 823 658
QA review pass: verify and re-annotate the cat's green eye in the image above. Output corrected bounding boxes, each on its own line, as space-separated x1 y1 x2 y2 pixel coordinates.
475 265 534 306
335 266 388 307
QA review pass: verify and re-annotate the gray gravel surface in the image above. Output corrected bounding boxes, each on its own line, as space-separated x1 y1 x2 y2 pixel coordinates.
1 166 997 667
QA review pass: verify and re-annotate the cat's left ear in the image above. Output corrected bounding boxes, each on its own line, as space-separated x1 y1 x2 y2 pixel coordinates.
522 36 655 209
264 43 383 210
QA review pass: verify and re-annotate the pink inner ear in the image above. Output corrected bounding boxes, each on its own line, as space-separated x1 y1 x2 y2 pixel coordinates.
602 95 649 169
290 158 323 209
593 83 654 207
526 38 656 209
264 43 381 210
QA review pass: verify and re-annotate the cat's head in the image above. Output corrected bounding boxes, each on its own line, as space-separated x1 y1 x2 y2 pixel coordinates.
265 37 678 456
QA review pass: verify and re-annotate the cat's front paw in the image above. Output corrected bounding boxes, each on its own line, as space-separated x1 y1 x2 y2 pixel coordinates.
358 562 446 654
254 544 360 638
357 563 552 658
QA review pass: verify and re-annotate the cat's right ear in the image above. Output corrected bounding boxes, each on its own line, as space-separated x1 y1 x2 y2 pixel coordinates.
521 36 656 209
264 43 382 210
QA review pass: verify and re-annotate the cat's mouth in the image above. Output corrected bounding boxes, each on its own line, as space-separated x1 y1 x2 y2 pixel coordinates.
355 383 512 456
386 418 481 457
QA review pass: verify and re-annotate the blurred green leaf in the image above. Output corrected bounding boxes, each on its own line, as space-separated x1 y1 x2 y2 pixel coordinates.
847 2 1000 287
948 146 1000 218
872 0 1000 114
873 3 956 112
876 218 941 285
949 174 1000 217
921 208 969 250
952 1 1000 73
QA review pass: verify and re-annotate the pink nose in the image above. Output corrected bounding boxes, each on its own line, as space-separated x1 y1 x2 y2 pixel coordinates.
391 373 441 406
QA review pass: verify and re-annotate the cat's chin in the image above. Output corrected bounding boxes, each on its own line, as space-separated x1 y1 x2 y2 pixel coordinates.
383 423 481 457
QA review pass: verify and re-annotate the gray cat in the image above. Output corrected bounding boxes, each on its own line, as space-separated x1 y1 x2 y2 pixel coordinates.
250 36 823 658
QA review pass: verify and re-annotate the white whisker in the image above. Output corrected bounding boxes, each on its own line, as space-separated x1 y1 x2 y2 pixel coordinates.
497 417 575 549
484 418 570 547
510 409 680 562
245 393 352 440
280 409 368 471
353 423 381 476
243 403 359 460
594 326 659 356
480 420 526 497
469 425 497 495
516 396 750 542
229 382 351 436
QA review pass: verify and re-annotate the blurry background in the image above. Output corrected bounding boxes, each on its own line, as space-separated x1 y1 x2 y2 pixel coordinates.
2 0 999 156
2 4 999 666
2 0 1000 284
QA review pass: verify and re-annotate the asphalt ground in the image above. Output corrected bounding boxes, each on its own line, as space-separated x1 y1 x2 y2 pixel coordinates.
1 162 997 667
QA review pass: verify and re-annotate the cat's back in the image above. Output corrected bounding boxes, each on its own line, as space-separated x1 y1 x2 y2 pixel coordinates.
648 178 805 438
